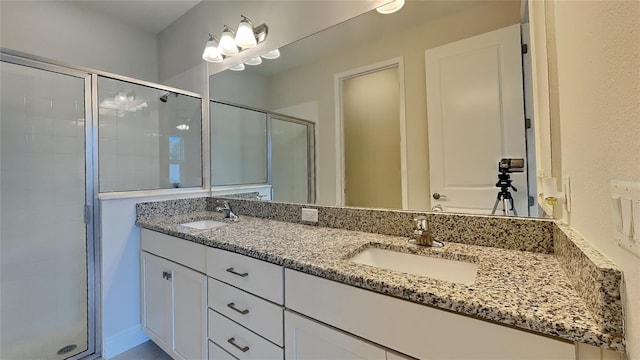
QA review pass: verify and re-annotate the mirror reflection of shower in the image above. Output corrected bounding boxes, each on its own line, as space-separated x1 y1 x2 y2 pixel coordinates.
159 91 178 103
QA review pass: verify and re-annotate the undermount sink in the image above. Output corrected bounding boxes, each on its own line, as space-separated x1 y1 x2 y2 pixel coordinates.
180 219 227 230
349 247 478 285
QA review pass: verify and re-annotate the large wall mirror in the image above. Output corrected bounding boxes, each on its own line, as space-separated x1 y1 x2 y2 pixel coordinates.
209 0 552 218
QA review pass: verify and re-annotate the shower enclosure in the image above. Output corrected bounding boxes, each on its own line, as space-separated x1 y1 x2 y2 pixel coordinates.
1 48 204 359
1 53 97 359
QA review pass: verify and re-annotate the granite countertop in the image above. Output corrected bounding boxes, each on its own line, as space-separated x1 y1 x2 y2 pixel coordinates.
137 210 622 351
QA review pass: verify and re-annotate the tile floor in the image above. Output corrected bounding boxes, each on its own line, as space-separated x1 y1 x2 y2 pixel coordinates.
109 341 172 360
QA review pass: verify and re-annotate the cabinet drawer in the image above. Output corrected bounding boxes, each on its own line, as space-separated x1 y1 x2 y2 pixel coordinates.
141 229 206 273
207 248 283 304
208 309 283 360
285 269 574 360
209 340 238 360
208 278 284 346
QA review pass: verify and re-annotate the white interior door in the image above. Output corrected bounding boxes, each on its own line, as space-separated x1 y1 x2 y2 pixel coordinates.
425 24 528 215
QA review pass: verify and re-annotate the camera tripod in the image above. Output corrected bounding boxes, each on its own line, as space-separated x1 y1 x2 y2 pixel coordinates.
491 172 518 216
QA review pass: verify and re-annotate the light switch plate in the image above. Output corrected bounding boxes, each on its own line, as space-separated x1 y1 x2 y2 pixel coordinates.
610 180 640 258
301 208 319 222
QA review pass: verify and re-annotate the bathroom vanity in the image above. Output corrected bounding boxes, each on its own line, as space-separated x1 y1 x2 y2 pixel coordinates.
136 197 624 360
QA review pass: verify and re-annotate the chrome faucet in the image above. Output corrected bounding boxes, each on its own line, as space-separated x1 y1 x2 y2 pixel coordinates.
216 201 239 222
409 216 443 247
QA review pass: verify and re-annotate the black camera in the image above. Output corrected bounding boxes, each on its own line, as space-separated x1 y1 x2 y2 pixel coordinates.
498 158 525 173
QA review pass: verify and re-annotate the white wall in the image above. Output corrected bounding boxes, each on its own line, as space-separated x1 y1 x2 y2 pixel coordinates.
100 191 208 359
549 1 640 358
0 1 159 82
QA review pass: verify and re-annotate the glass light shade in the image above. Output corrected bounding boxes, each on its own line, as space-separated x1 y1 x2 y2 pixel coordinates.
261 49 280 59
229 63 245 71
245 57 262 66
219 28 239 56
202 40 223 63
376 0 405 14
235 21 257 49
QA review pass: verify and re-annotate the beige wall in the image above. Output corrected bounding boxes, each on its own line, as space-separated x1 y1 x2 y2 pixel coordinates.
550 0 640 358
266 1 520 207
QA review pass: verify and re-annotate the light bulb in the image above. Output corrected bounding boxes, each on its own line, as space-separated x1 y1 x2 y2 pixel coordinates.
202 38 223 63
245 57 262 66
219 26 239 56
376 0 405 14
115 92 128 105
229 63 245 71
235 16 257 49
261 48 280 59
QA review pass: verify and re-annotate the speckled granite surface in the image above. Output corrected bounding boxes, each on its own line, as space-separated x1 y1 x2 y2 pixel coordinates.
136 209 625 352
554 223 624 338
211 197 555 253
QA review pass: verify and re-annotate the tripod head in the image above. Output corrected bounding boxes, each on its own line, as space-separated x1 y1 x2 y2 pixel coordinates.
496 172 517 192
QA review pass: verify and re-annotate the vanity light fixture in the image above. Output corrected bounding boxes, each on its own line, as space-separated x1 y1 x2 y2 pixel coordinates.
235 15 257 49
229 63 245 71
202 15 279 70
376 0 405 14
203 15 270 63
261 48 280 59
202 34 223 63
218 25 239 56
245 56 262 66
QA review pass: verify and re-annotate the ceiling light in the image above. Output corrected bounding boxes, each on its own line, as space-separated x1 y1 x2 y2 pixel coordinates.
376 0 405 14
218 25 239 56
235 15 257 49
202 35 223 63
261 49 280 60
230 63 245 71
176 124 190 131
245 57 262 66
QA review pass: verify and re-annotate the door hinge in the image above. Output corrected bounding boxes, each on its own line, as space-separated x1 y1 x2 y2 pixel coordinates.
528 196 535 207
525 118 532 129
522 43 528 54
83 204 91 224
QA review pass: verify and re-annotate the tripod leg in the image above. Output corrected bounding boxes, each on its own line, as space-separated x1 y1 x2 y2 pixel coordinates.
502 198 509 216
509 197 518 216
491 198 501 215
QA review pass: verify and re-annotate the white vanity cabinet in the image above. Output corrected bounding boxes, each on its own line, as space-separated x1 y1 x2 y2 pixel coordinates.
285 269 575 360
206 248 285 360
285 310 407 360
140 229 208 360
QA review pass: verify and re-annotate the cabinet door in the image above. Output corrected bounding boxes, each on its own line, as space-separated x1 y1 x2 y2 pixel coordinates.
172 260 207 360
285 311 386 360
141 252 172 350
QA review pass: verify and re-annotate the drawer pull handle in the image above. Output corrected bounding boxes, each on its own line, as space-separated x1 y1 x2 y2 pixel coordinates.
227 337 249 352
226 267 248 277
227 302 250 315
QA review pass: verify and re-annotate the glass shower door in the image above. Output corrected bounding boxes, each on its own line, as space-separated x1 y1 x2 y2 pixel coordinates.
1 58 93 359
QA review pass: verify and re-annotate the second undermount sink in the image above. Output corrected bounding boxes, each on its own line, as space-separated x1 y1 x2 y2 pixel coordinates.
350 247 478 285
180 219 227 230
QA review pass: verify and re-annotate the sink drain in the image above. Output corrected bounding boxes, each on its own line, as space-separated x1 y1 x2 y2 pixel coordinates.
57 344 77 356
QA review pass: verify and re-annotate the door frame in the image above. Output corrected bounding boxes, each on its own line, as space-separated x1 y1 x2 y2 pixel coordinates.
0 49 100 359
334 57 408 209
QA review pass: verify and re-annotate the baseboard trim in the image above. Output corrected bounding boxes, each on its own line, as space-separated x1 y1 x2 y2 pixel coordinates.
102 325 149 359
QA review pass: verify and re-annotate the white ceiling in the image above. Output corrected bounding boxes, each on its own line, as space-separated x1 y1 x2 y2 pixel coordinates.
73 0 200 34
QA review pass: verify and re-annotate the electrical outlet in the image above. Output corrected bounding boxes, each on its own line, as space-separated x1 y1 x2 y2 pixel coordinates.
301 208 318 222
